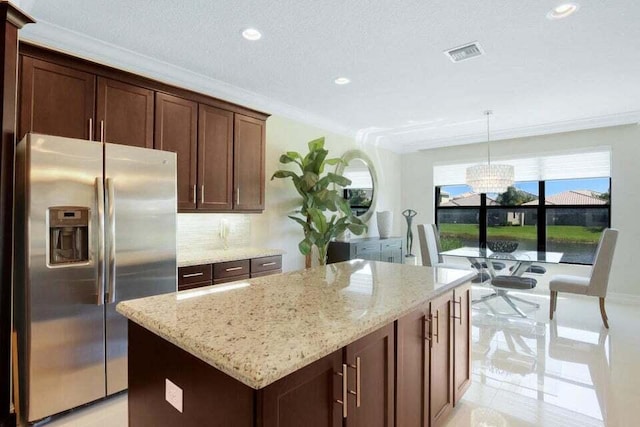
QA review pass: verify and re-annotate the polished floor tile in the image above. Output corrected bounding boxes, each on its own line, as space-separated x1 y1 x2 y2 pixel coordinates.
40 281 640 426
446 282 640 427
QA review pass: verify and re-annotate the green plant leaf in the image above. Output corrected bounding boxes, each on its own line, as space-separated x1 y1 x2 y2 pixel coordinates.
324 157 345 166
271 170 300 181
348 223 367 235
307 137 325 153
300 171 319 191
286 151 303 161
298 239 312 255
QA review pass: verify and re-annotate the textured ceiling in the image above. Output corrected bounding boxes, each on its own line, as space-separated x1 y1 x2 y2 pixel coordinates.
19 0 640 152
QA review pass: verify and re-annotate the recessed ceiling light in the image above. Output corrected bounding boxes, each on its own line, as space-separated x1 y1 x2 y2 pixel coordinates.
242 28 262 41
334 77 351 85
547 3 580 20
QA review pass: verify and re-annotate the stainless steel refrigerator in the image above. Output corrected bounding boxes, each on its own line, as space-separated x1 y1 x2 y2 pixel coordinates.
13 133 177 423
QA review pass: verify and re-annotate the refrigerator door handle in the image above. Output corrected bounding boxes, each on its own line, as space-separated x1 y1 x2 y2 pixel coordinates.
106 177 116 304
95 177 105 305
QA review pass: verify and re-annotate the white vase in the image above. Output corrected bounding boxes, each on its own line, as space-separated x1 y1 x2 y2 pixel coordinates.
376 211 393 238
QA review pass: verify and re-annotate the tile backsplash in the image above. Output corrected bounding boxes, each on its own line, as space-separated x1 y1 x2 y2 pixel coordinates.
177 214 251 256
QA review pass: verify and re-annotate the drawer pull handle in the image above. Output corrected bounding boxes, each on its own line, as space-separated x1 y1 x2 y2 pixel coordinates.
261 262 277 267
183 272 204 278
424 315 433 348
452 297 463 325
225 266 244 272
335 363 348 418
347 356 361 407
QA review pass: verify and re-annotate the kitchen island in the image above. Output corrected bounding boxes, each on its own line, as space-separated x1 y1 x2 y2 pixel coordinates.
117 260 476 426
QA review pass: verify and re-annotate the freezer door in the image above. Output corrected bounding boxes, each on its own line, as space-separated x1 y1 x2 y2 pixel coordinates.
104 143 177 394
15 135 106 422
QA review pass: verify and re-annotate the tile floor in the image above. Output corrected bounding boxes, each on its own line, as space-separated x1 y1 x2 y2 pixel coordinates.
41 282 640 427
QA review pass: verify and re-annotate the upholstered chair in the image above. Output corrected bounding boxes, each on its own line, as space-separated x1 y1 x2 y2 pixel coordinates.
549 228 618 328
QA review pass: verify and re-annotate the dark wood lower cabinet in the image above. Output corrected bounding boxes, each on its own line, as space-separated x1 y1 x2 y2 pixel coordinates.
396 288 468 427
259 350 343 427
127 287 470 427
396 306 429 427
429 291 454 427
345 323 395 427
453 283 471 404
128 322 254 427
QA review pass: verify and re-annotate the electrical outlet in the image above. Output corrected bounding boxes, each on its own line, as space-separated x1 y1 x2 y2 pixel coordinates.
165 379 183 413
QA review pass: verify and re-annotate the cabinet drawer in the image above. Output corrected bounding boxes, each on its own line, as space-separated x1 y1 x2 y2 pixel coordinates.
178 264 212 287
382 240 402 250
251 255 282 274
356 243 381 254
214 259 250 279
214 274 251 285
251 269 282 279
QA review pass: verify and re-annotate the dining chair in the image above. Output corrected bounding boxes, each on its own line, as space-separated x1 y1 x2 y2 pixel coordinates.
417 224 470 271
549 228 618 328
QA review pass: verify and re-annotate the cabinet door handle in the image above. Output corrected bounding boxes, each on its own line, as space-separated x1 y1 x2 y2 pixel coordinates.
261 262 276 267
335 363 348 418
236 187 240 205
201 185 205 204
225 266 243 272
183 272 204 278
433 310 440 344
88 118 93 141
424 315 433 348
100 120 105 142
192 185 197 203
348 356 361 407
452 296 462 325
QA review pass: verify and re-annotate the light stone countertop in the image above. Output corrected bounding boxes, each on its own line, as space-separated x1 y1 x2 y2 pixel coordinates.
177 247 285 267
117 260 475 390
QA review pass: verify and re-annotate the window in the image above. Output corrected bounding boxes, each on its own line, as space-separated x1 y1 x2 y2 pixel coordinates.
436 185 480 251
544 177 610 264
435 177 611 265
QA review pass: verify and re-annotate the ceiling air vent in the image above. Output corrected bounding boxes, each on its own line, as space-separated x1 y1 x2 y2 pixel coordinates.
444 42 484 63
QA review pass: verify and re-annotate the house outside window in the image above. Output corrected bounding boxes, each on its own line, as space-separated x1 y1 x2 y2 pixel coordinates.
435 177 610 265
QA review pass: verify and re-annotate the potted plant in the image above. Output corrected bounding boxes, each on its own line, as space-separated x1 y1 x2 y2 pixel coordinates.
272 137 367 267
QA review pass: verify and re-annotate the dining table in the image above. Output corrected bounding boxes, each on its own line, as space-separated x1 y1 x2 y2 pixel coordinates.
440 246 564 279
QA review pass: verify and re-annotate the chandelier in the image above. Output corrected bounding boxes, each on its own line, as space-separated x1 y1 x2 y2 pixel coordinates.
466 111 514 194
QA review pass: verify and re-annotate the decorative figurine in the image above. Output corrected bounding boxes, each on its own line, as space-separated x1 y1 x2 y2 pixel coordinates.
402 209 418 256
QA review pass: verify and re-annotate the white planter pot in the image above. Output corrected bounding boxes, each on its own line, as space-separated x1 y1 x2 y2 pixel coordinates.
376 211 393 238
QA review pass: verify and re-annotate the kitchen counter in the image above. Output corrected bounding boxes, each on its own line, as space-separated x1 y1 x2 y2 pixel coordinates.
177 247 285 267
117 260 475 390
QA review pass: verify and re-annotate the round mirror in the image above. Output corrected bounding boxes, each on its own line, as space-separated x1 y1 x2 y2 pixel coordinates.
335 150 378 223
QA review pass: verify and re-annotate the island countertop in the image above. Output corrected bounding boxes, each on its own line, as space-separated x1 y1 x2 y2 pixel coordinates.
117 260 475 390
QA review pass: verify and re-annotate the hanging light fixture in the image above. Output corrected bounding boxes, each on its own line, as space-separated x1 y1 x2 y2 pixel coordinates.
465 111 514 193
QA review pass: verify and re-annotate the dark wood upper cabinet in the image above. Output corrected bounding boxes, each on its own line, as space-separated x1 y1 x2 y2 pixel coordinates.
154 93 198 210
96 77 154 148
234 114 265 211
345 323 395 427
198 104 234 211
19 56 95 141
18 44 270 214
259 349 342 427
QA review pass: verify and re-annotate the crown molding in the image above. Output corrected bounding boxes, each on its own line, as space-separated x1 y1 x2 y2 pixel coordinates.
18 19 640 155
0 1 35 28
19 19 356 138
397 110 640 154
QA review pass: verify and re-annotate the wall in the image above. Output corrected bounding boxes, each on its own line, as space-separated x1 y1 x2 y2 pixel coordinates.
401 124 640 298
177 115 403 273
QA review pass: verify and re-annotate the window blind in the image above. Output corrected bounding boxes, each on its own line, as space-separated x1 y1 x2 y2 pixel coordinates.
433 149 611 186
